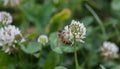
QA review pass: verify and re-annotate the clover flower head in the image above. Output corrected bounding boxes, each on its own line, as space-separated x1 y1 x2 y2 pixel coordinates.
100 41 119 60
0 11 12 25
0 25 22 46
4 0 21 7
38 35 48 45
63 20 86 43
0 25 24 54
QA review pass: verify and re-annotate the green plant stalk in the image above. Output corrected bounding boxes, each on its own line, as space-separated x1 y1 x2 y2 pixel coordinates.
39 45 43 58
85 4 106 36
14 51 18 67
74 35 79 69
18 43 26 68
18 43 23 61
18 44 26 69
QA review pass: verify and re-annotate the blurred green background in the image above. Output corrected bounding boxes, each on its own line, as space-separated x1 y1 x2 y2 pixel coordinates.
0 0 120 69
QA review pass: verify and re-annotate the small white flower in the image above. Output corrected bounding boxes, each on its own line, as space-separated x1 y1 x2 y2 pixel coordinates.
4 0 21 7
0 11 12 25
100 41 119 59
0 25 22 46
102 42 119 53
63 20 86 43
70 20 86 42
38 35 48 45
0 25 24 54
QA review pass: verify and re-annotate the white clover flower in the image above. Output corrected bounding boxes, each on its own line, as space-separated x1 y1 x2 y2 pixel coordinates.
0 11 12 25
38 35 48 45
63 20 86 43
0 25 24 54
100 41 119 59
70 20 86 42
4 0 21 7
64 25 73 41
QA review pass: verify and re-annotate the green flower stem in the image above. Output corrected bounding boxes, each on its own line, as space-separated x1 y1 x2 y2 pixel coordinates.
14 52 18 66
38 45 44 66
85 4 106 36
39 46 43 58
74 35 79 69
18 43 26 68
18 45 25 68
18 43 23 62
